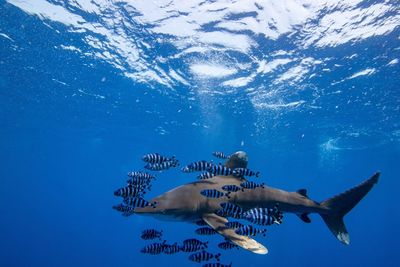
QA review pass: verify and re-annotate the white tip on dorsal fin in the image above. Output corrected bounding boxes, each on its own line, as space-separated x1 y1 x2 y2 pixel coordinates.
202 213 268 255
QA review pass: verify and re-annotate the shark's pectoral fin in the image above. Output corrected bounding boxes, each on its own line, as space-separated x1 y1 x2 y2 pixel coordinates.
202 213 268 255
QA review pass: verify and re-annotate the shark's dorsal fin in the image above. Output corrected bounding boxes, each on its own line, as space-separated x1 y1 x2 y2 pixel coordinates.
297 189 308 197
202 213 268 254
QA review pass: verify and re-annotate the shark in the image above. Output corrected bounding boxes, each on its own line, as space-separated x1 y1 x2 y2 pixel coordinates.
134 151 380 254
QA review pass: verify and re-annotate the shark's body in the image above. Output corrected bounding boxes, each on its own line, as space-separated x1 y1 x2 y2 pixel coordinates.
135 152 379 254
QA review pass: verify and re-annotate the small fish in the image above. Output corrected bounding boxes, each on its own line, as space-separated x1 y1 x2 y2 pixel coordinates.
242 205 283 225
189 251 221 263
114 185 145 198
142 153 175 164
219 203 243 219
232 168 260 178
212 152 230 159
181 161 214 173
235 225 267 237
240 181 265 190
197 172 215 180
127 171 155 180
207 165 233 176
181 239 208 252
221 185 241 192
123 197 156 208
195 219 208 226
225 221 244 229
126 177 152 188
195 227 217 235
164 242 181 254
141 229 163 240
144 160 179 171
200 189 230 199
140 241 167 255
112 204 135 216
218 241 239 250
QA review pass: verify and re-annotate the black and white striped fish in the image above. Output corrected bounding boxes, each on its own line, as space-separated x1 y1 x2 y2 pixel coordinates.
140 241 166 255
241 205 283 226
200 189 230 199
195 227 217 235
225 221 244 229
126 176 152 188
144 160 179 171
123 197 156 208
232 168 260 178
142 153 175 164
181 239 208 252
112 204 135 216
235 225 267 237
207 165 233 176
164 243 181 254
189 251 221 263
212 151 230 159
221 184 242 192
218 241 239 250
197 172 215 180
141 229 163 240
114 185 145 198
127 171 155 180
181 160 213 173
202 263 232 267
240 181 265 190
219 203 243 219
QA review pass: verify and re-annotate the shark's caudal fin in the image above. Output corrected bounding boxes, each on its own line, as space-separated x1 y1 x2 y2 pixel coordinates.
320 172 380 245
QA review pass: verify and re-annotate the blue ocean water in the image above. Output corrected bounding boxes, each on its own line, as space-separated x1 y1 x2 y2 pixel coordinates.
0 1 399 267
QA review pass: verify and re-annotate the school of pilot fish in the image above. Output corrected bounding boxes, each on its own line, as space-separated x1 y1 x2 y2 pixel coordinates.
113 151 282 266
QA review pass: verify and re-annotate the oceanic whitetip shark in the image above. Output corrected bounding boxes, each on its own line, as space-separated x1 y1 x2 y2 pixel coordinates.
135 151 379 254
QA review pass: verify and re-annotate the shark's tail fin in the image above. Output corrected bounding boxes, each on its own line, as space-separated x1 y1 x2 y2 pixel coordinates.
319 172 380 245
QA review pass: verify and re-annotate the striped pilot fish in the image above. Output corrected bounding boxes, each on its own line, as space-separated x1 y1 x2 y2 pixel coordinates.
195 227 217 235
197 172 215 180
123 197 156 208
181 160 214 173
140 241 167 255
180 239 208 252
112 204 135 217
218 241 239 250
141 229 163 240
200 189 230 199
235 225 267 237
127 171 155 180
207 164 233 176
126 176 152 188
212 151 230 159
219 203 243 219
144 159 179 171
142 153 175 164
163 243 181 254
224 221 244 229
232 168 260 178
221 184 242 193
114 185 145 198
241 205 283 226
189 251 221 263
202 263 232 267
240 181 265 190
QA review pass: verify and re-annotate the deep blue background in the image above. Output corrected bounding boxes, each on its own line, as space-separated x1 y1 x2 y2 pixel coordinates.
1 2 399 267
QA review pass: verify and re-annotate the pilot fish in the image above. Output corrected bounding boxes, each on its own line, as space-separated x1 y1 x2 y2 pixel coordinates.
181 238 208 252
241 205 283 226
240 181 265 190
163 243 181 254
140 241 166 255
197 172 215 180
142 153 175 164
123 197 156 208
235 225 267 237
212 152 230 159
181 160 213 173
207 165 233 176
127 171 155 180
189 251 221 263
145 160 179 171
141 229 163 240
219 203 243 219
114 185 145 198
200 189 230 199
221 184 242 192
224 221 244 229
232 168 260 178
195 227 217 235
